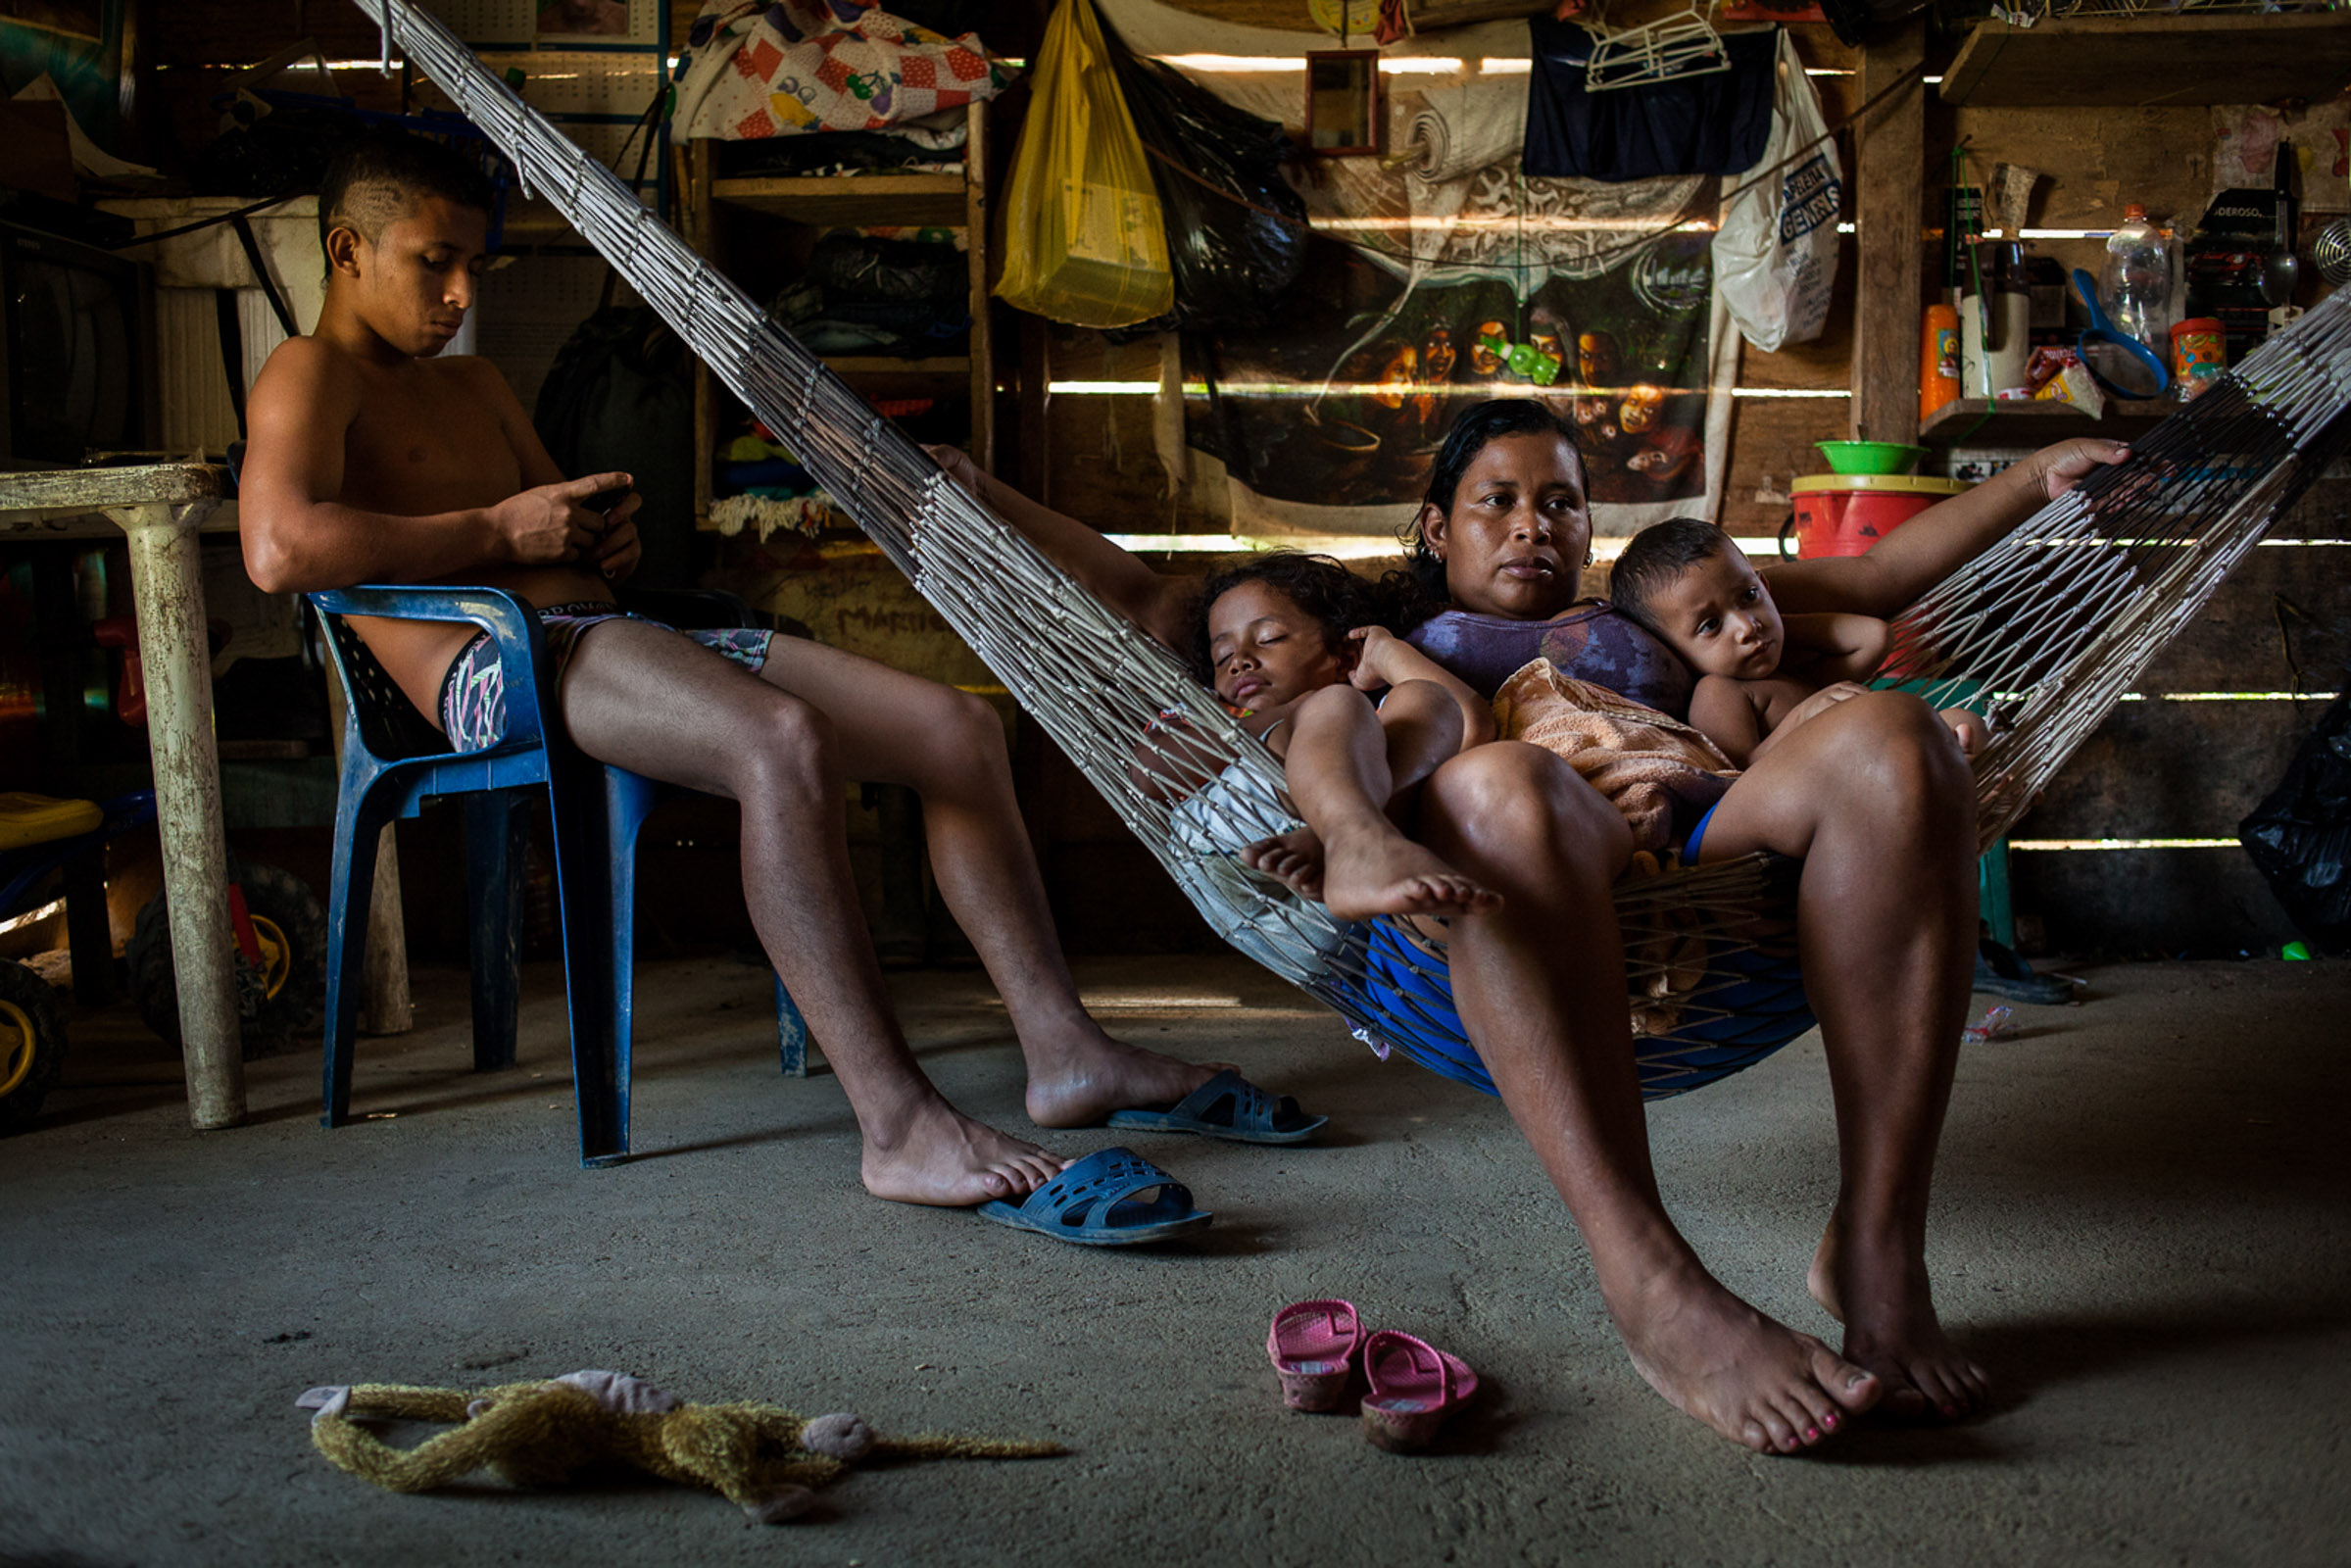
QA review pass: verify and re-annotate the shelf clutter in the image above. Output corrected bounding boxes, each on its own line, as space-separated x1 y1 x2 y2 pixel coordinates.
686 103 995 534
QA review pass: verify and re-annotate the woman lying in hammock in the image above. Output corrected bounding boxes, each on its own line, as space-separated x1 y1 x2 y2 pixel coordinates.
934 406 2127 1453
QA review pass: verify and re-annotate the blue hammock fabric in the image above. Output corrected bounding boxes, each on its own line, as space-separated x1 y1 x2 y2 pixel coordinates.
1355 916 1815 1101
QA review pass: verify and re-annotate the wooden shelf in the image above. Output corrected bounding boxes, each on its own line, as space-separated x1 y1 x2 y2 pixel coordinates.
1921 397 2172 446
689 105 995 530
710 172 968 228
821 355 973 395
1940 15 2351 108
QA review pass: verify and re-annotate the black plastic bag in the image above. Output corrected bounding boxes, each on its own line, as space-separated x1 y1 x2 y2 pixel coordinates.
190 104 365 197
807 232 965 303
533 306 696 588
1099 6 1306 336
2239 690 2351 956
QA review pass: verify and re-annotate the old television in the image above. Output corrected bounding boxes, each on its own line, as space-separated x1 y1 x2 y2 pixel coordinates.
0 218 150 464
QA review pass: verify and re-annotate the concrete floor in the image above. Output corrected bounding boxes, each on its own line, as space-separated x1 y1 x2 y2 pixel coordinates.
3 953 2346 1566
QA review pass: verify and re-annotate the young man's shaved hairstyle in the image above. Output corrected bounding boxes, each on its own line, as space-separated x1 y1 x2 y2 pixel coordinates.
1607 515 1733 635
317 126 498 261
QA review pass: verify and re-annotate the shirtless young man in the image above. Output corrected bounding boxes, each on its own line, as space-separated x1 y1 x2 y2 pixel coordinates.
239 128 1235 1211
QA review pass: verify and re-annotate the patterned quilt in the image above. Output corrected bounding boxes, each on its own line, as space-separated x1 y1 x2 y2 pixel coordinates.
673 0 1008 141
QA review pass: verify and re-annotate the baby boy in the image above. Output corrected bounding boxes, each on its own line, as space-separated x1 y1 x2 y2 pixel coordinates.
1609 517 1985 767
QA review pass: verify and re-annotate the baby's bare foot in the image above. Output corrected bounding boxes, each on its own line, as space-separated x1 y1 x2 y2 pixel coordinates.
1320 825 1502 923
858 1096 1068 1206
1025 1030 1230 1130
1617 1260 1882 1454
1811 1217 1989 1423
1241 827 1325 901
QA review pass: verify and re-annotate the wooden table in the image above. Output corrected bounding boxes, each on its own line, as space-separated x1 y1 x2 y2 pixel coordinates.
1 464 245 1127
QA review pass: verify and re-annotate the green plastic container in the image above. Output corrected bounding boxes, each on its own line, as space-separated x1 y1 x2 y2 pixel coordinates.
1815 440 1929 475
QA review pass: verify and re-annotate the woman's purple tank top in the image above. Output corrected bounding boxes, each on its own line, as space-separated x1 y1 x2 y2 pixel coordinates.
1405 602 1692 718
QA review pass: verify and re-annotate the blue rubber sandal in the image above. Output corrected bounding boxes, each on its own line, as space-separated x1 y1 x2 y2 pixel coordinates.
1105 1068 1328 1146
975 1146 1213 1247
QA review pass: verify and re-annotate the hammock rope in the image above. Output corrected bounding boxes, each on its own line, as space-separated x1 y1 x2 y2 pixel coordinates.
362 0 2351 1096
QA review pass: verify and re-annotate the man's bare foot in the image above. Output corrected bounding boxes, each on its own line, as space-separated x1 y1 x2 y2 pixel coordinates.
1241 827 1325 901
1615 1259 1882 1454
1318 824 1502 923
1023 1025 1232 1130
858 1094 1068 1206
1810 1217 1989 1423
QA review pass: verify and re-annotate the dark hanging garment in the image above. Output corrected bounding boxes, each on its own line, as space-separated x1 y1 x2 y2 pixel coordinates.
1522 20 1778 183
532 306 696 588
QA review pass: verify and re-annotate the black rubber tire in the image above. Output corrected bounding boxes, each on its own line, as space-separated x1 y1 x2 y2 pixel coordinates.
128 857 328 1058
0 958 68 1136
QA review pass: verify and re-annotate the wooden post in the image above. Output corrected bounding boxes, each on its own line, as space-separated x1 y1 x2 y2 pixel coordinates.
359 832 414 1035
1849 19 1927 445
688 137 716 527
1019 315 1053 504
965 98 996 474
321 661 414 1036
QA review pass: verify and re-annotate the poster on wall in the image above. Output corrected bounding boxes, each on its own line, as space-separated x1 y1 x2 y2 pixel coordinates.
1091 0 1738 540
2212 103 2350 214
1176 227 1734 541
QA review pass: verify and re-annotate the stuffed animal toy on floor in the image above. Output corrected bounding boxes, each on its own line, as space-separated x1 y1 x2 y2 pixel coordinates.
296 1370 1065 1524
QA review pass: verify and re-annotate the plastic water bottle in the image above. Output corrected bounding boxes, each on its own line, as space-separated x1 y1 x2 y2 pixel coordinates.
2100 204 2173 381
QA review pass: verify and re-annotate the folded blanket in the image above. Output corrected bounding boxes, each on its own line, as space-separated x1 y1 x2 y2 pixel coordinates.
1492 658 1737 855
673 1 1006 142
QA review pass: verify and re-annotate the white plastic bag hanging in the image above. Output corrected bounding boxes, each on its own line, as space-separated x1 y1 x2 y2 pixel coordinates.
1712 29 1840 353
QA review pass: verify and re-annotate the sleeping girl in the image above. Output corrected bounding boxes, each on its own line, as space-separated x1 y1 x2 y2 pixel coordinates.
1184 552 1502 921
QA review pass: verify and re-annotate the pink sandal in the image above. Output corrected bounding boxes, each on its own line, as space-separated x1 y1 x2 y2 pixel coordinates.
1359 1330 1477 1452
1266 1299 1363 1412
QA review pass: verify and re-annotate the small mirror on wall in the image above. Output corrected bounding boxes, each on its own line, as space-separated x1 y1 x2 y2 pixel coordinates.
1305 50 1381 158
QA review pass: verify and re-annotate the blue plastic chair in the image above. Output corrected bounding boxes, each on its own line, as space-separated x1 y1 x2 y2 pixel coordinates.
308 585 808 1168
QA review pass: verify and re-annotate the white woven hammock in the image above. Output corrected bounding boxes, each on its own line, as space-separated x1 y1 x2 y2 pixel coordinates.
363 0 2351 1092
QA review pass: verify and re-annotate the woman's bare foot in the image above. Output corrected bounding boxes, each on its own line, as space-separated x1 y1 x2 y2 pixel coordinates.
1810 1217 1989 1422
1318 824 1502 923
1614 1258 1883 1454
1023 1024 1233 1130
1241 827 1325 901
857 1094 1068 1206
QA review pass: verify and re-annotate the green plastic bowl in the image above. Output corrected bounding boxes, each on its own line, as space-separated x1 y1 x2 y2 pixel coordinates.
1815 440 1928 475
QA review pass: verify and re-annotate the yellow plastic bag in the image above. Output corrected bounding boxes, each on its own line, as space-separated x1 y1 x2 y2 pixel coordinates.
993 0 1173 328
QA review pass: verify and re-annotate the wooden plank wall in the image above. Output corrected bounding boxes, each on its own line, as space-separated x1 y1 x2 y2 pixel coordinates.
131 0 710 167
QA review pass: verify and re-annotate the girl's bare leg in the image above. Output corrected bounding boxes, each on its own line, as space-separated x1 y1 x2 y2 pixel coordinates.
1690 690 1988 1420
1417 742 1882 1454
743 635 1226 1130
1244 682 1498 920
556 620 1062 1205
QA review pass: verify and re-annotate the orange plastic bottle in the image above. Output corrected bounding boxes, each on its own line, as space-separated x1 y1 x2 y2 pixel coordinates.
1920 303 1961 421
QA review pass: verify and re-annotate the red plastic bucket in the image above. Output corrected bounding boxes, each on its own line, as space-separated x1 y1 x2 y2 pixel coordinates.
1788 474 1969 559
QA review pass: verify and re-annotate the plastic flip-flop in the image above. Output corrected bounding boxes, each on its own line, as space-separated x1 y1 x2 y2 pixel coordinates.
1359 1330 1478 1453
1974 937 2075 1005
1266 1298 1364 1412
1105 1068 1328 1146
975 1146 1212 1247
